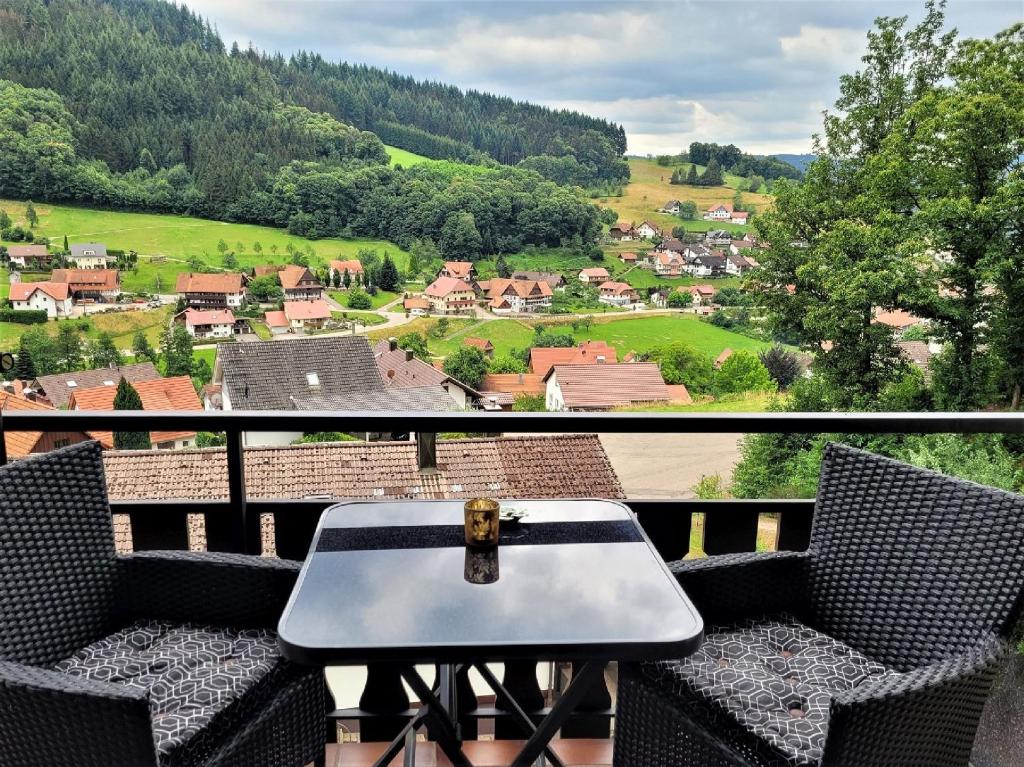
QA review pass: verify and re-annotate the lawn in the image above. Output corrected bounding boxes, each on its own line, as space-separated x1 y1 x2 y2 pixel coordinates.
191 346 217 370
425 313 770 360
621 391 781 412
623 268 742 291
384 145 433 167
328 288 403 311
0 305 173 351
0 199 410 294
365 317 476 349
597 157 772 236
333 310 388 326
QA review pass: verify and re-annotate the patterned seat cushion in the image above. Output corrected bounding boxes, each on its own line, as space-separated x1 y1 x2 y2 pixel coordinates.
644 617 901 766
54 621 279 764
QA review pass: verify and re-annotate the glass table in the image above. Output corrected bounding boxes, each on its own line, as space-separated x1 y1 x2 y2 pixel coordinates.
279 499 703 766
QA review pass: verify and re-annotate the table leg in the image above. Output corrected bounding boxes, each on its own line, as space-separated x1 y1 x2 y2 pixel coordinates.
401 666 474 767
372 709 429 767
473 664 565 767
513 661 608 767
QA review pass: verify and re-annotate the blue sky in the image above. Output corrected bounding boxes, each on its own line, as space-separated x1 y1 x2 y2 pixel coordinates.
184 1 1022 155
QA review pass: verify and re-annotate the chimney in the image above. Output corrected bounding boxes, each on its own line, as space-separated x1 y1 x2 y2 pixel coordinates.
417 431 437 472
518 373 524 384
24 390 36 402
405 350 414 362
388 337 398 352
387 369 395 379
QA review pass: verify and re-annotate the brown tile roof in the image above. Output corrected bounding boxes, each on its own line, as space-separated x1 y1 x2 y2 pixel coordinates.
707 203 734 214
0 392 94 457
69 375 202 446
528 342 618 377
442 261 474 279
404 296 430 310
33 362 161 409
425 276 475 298
7 245 48 257
175 272 245 295
464 338 494 352
714 348 734 367
51 269 119 291
598 281 635 296
278 265 320 290
685 284 716 297
546 363 670 410
376 347 449 389
510 271 566 288
479 373 546 396
486 278 553 299
101 435 623 502
618 252 637 261
665 384 693 404
252 264 285 277
731 211 749 220
183 308 235 327
579 268 610 279
874 308 923 329
898 341 934 379
10 281 70 301
283 299 331 321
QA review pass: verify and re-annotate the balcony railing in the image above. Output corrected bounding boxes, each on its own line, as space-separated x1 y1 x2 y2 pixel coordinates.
1 409 1019 763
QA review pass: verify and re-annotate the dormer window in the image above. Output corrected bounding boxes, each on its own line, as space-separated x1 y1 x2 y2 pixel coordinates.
306 372 320 387
67 381 77 388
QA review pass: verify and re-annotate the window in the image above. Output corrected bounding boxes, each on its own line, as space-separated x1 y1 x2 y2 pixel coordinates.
67 381 77 388
306 372 320 387
54 438 71 448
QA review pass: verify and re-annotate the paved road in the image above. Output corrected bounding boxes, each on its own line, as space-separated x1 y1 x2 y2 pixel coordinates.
598 432 744 498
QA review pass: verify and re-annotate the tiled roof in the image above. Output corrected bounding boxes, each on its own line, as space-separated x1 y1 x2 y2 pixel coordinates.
10 281 70 302
666 384 693 404
874 308 923 329
69 375 202 445
425 276 474 298
34 362 160 409
329 259 364 274
264 310 288 328
0 392 93 457
51 269 119 290
404 296 430 310
7 245 48 257
252 265 284 277
175 272 245 294
898 341 934 379
217 336 384 410
479 373 546 396
183 308 234 327
283 299 331 321
547 362 670 409
618 253 637 261
70 243 107 258
715 348 734 367
707 203 734 213
464 338 493 351
732 211 749 219
101 435 623 502
291 385 459 412
599 281 635 296
528 342 618 377
486 278 553 299
376 347 449 389
510 271 565 288
442 261 473 278
579 268 610 278
278 266 320 290
686 284 716 296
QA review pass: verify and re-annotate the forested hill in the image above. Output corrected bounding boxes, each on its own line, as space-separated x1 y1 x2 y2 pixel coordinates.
0 0 628 190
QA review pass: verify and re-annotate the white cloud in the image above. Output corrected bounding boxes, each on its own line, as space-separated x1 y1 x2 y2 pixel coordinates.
779 24 866 69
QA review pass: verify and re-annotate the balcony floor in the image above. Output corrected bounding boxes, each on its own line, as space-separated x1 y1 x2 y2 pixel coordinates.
323 738 613 766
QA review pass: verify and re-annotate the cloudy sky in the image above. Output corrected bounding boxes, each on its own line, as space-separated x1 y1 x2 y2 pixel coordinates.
184 0 1021 155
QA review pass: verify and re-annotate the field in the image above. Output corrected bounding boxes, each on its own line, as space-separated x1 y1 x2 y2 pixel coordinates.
425 314 769 360
598 157 772 236
0 305 173 350
0 200 410 294
384 145 433 167
622 391 780 412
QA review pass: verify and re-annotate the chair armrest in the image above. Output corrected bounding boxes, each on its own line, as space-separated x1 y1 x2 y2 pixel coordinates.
669 551 810 626
0 660 157 765
116 551 301 630
822 634 1007 765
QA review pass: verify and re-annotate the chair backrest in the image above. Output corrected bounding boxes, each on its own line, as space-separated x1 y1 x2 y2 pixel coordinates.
0 441 118 666
808 442 1024 670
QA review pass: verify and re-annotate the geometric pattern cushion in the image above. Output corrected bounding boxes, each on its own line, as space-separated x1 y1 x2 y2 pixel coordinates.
53 621 279 764
644 617 901 766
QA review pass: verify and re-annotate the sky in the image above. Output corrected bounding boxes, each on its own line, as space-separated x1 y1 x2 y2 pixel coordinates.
184 0 1022 156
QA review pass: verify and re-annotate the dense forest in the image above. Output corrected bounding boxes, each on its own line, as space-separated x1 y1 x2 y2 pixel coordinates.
0 0 628 194
656 142 803 182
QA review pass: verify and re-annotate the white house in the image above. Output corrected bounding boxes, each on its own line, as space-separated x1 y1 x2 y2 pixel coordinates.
635 220 661 239
69 243 111 269
704 203 734 221
579 267 610 284
10 282 72 318
598 281 639 307
180 308 235 339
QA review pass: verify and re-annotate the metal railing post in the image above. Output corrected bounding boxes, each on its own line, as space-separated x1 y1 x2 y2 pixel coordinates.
225 429 249 553
0 408 6 466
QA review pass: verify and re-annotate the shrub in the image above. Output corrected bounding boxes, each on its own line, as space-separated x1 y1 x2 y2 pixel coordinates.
0 308 47 324
347 289 372 310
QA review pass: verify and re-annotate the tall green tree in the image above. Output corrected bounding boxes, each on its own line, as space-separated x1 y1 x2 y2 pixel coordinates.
442 347 488 389
112 378 151 450
496 255 512 278
89 332 123 369
162 324 194 378
24 201 37 227
15 336 37 380
132 330 156 363
440 212 483 261
377 254 400 291
54 324 84 373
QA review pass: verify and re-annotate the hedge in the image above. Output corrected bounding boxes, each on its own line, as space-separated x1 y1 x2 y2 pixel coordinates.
0 308 48 324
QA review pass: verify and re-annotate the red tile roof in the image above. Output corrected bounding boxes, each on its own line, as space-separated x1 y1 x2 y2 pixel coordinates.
579 268 610 279
264 310 288 328
485 278 553 299
464 338 494 352
714 348 734 367
10 281 70 301
101 435 624 501
546 362 670 410
175 272 245 294
425 276 475 298
184 308 234 327
528 342 617 377
479 373 546 396
51 269 119 291
404 296 430 310
69 376 202 446
0 392 94 457
874 308 923 329
707 203 734 214
278 265 320 290
330 259 364 274
283 299 331 321
442 261 474 279
598 281 635 296
665 384 693 405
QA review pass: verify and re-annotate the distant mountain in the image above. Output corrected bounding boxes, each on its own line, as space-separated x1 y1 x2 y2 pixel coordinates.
773 154 817 173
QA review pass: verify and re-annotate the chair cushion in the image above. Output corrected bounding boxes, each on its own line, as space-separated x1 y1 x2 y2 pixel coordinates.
644 617 901 766
54 621 279 763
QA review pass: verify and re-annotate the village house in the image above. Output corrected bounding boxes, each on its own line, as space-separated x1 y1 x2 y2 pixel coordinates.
685 243 713 260
263 310 289 336
686 284 717 306
477 373 546 411
374 338 479 410
484 278 553 314
278 265 324 301
68 375 203 450
544 362 671 411
403 296 430 316
50 268 121 302
282 299 332 332
705 229 732 246
729 239 757 256
177 308 237 339
528 341 618 376
0 390 96 457
31 362 161 409
731 211 750 224
608 222 635 241
874 308 929 338
438 261 476 283
635 220 661 240
6 244 51 270
659 238 687 255
328 259 364 287
726 253 758 276
598 281 640 307
464 338 494 358
617 252 637 264
10 281 72 318
704 204 749 224
69 243 111 269
653 252 686 278
578 267 610 284
252 265 284 278
688 254 728 278
511 271 566 290
423 276 477 315
661 200 682 214
175 272 246 308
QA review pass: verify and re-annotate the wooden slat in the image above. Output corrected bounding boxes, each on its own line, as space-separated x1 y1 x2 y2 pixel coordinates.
777 503 815 551
701 502 761 555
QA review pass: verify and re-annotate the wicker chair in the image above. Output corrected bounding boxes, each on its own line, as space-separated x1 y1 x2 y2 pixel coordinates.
614 442 1024 767
0 441 327 767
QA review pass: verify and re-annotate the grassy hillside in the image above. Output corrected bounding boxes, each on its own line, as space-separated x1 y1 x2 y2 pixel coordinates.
0 305 172 349
0 200 410 293
598 157 772 235
384 145 433 167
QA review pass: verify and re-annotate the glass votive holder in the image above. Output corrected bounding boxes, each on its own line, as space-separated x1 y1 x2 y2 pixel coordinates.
464 498 500 547
464 547 499 584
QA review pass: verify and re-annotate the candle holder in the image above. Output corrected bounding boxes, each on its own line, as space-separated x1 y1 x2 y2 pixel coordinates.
464 498 500 548
464 547 499 584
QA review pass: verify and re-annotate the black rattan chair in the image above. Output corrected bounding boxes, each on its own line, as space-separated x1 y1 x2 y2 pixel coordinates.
0 441 327 767
614 442 1024 767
